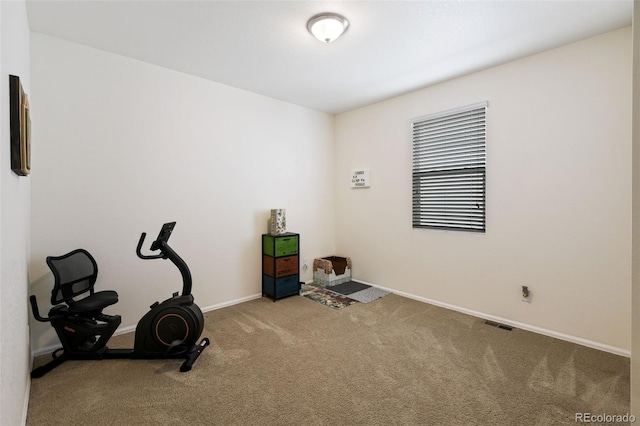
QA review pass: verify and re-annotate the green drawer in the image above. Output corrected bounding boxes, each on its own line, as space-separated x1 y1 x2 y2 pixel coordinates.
263 234 298 257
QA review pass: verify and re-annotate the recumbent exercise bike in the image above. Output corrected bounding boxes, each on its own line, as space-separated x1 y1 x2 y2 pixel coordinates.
30 222 209 378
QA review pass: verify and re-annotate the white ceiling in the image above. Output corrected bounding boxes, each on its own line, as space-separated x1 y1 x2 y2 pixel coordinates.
26 0 633 114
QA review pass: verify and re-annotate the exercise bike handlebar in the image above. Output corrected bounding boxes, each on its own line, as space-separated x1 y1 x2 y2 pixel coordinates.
29 295 66 322
136 233 164 260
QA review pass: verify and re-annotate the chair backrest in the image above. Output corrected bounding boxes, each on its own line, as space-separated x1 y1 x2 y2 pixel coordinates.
46 249 98 306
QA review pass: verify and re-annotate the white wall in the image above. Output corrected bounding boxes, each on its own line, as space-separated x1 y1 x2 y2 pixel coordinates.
0 1 31 424
29 34 335 352
335 28 632 353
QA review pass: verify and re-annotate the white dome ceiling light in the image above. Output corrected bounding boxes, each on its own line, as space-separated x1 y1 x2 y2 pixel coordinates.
307 12 349 43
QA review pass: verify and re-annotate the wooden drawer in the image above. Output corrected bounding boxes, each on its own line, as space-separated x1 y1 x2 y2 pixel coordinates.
263 234 299 257
263 255 298 277
262 274 300 300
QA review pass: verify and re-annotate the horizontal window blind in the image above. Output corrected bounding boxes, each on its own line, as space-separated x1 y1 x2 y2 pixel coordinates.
412 103 487 232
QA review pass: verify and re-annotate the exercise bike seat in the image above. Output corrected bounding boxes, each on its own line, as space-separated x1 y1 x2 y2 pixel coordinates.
47 249 119 315
66 291 118 314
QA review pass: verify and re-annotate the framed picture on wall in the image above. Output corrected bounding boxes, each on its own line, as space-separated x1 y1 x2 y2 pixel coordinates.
9 74 31 176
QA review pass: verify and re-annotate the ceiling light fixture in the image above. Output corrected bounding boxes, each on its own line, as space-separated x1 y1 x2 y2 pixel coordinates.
307 13 349 43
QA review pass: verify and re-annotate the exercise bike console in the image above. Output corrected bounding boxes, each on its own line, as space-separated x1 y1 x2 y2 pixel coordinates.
150 221 174 251
29 222 209 378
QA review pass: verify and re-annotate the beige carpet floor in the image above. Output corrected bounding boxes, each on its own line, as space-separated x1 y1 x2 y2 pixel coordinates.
27 293 630 425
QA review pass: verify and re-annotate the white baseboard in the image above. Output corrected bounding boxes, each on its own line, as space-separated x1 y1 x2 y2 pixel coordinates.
351 278 630 358
33 343 60 357
199 293 263 314
22 371 31 426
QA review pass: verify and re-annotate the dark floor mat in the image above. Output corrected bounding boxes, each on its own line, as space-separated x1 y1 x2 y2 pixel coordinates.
325 280 371 295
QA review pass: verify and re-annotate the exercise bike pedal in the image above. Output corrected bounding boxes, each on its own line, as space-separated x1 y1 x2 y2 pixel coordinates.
166 340 189 355
51 347 65 359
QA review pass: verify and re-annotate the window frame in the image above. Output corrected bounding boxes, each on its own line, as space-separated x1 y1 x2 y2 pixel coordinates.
411 101 488 233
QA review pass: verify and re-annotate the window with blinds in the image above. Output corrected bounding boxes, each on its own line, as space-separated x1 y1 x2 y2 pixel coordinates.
412 102 487 232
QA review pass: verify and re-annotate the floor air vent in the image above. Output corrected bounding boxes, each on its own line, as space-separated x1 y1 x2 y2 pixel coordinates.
483 320 514 331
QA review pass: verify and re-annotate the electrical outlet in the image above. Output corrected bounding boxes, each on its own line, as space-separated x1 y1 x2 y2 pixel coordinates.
521 285 531 303
303 258 309 270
